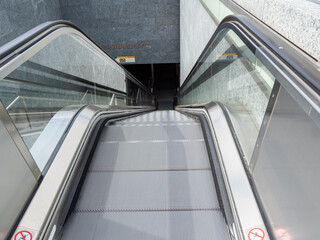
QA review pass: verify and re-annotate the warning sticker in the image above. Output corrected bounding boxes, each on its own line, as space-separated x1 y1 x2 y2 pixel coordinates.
275 228 292 240
14 231 32 240
248 228 265 240
216 53 238 61
115 56 135 63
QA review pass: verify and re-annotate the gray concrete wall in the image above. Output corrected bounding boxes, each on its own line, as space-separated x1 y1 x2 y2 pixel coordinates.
180 0 216 84
60 0 180 65
0 0 62 47
181 0 320 84
232 0 320 61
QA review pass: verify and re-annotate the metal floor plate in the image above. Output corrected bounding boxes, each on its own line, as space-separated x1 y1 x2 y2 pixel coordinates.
115 110 196 124
62 111 230 240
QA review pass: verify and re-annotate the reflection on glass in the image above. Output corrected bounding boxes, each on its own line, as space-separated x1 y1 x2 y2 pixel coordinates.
179 29 275 163
0 32 152 173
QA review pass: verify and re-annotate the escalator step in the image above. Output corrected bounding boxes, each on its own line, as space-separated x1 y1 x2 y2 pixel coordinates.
89 141 210 172
75 170 220 210
63 211 229 240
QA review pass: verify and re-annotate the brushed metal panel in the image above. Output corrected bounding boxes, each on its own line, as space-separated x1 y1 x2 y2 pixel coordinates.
253 87 320 240
0 120 37 239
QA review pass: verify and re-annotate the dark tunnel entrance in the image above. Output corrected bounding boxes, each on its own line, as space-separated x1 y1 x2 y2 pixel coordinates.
123 63 179 110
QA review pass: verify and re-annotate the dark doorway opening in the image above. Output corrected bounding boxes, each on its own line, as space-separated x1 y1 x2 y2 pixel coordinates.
123 63 179 110
123 64 152 90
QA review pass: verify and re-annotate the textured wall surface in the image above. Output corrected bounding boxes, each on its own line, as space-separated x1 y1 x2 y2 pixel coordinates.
60 0 180 64
0 0 62 47
180 0 216 84
233 0 320 61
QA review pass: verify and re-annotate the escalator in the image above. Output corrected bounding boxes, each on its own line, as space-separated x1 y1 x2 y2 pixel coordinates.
0 12 319 240
62 111 230 239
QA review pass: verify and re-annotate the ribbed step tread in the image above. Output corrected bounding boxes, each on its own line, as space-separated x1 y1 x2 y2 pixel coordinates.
100 124 204 142
89 141 210 172
63 211 229 240
75 170 220 210
114 110 197 124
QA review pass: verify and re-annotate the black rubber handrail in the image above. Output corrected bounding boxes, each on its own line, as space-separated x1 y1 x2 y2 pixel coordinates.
0 20 153 96
180 15 320 93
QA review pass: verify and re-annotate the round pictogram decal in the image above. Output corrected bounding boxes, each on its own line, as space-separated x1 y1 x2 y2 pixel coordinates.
248 228 265 240
14 231 32 240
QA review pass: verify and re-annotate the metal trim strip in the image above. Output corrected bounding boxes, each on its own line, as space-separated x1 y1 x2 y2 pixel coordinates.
177 105 271 240
0 101 41 179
